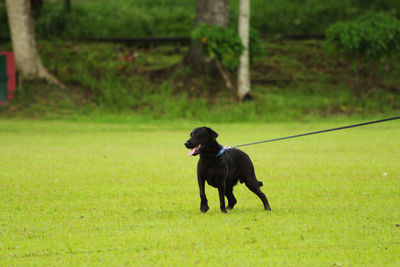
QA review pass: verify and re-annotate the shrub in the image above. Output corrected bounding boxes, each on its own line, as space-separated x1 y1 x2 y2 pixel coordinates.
192 24 244 70
326 12 400 58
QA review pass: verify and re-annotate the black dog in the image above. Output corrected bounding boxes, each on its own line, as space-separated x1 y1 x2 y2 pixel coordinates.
185 127 271 213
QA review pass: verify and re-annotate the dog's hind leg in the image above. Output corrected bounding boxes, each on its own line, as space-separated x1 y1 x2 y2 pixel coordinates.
225 186 237 210
245 177 271 211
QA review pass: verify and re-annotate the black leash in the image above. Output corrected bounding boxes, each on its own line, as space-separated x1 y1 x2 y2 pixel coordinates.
233 116 400 148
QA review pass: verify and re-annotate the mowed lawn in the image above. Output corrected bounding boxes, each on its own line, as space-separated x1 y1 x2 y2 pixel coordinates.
0 119 399 266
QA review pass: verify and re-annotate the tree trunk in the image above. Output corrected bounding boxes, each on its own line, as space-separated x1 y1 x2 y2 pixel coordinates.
184 0 229 69
195 0 229 28
238 0 252 100
6 0 62 87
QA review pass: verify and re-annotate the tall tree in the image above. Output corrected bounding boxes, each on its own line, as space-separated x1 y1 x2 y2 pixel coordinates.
195 0 229 28
184 0 229 68
6 0 61 86
237 0 251 100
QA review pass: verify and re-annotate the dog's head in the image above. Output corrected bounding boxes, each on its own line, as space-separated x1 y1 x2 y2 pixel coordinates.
184 127 218 156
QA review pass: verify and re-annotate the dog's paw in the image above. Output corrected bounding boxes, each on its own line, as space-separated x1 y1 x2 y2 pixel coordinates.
265 205 272 211
227 204 235 210
227 200 237 210
220 208 228 213
200 205 209 213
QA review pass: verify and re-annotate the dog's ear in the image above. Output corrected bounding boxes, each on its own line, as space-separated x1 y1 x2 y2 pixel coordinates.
205 127 218 140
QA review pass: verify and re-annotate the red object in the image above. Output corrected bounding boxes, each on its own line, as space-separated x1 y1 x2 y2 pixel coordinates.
0 52 16 103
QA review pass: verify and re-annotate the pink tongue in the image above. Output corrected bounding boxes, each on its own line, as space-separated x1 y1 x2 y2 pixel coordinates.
188 147 198 157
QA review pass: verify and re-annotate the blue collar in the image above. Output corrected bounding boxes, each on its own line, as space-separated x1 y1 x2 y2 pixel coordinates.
216 147 226 157
216 146 233 157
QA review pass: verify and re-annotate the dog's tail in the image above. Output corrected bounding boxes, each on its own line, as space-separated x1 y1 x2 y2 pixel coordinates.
258 181 263 187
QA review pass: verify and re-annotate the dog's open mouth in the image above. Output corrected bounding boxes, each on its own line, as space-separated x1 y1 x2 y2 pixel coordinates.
188 144 201 157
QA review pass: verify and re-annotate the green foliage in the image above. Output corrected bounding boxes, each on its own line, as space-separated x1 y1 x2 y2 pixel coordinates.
326 12 400 58
351 0 400 13
33 0 195 39
34 5 73 39
231 0 360 35
2 39 400 121
2 0 400 39
249 27 264 62
190 24 263 67
192 24 244 70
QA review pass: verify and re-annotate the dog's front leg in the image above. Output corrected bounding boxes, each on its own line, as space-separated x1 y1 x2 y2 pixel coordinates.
218 185 227 213
198 176 209 213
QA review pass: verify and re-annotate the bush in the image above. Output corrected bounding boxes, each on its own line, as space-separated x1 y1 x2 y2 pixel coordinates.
192 24 244 70
326 12 400 58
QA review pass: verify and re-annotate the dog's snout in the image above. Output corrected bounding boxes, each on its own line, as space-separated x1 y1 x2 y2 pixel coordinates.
184 141 190 148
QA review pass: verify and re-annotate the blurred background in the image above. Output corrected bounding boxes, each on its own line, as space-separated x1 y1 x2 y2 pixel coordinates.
0 0 399 122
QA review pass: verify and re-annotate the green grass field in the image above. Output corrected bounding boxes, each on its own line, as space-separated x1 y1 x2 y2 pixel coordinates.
1 119 399 265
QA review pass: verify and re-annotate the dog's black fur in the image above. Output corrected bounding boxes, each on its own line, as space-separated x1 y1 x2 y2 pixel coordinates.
185 127 271 213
